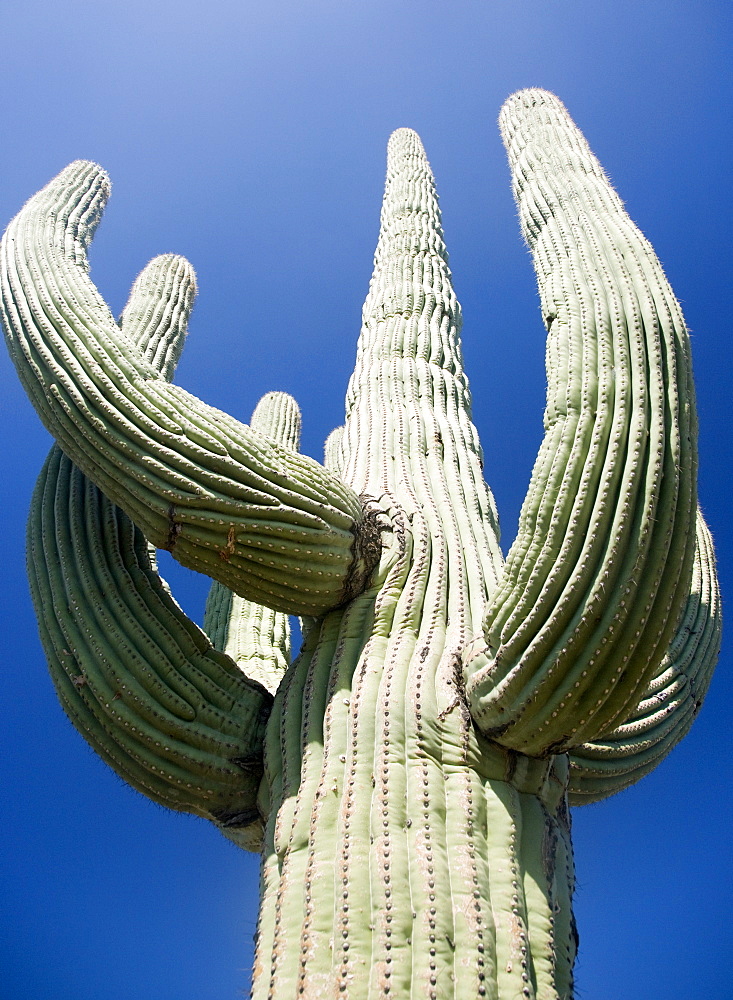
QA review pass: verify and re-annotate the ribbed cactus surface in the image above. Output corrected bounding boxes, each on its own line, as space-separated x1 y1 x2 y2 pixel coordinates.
1 90 720 999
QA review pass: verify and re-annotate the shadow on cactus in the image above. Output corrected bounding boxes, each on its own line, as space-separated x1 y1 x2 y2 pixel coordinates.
1 89 720 999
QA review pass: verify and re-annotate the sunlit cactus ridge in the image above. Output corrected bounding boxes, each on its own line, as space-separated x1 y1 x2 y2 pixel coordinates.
1 88 720 999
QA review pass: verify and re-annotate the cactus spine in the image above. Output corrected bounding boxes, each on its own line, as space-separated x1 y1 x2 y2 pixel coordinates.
1 90 720 999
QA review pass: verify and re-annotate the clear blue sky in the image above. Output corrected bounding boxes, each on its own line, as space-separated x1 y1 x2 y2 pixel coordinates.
0 2 731 998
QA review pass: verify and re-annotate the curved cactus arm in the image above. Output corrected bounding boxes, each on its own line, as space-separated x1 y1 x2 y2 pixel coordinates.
204 392 301 696
28 449 270 850
0 161 378 617
464 90 698 756
568 509 721 804
26 256 273 851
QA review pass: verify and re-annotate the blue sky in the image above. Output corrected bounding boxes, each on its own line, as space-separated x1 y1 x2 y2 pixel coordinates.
0 2 731 998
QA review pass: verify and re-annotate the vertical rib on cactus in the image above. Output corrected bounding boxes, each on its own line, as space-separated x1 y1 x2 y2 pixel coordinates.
464 90 698 756
26 255 272 848
204 392 301 695
0 165 378 615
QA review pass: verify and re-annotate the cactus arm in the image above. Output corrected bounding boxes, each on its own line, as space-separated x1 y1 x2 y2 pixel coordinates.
118 253 197 590
464 90 698 756
568 508 721 803
28 449 270 847
26 255 272 850
0 161 377 617
119 250 195 380
204 391 301 696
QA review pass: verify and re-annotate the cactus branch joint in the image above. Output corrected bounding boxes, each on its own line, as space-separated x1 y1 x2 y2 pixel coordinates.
0 89 720 999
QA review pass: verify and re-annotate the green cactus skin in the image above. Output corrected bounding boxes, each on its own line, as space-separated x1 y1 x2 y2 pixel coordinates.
568 510 721 803
463 91 700 757
26 254 277 849
204 391 301 698
1 89 721 999
0 166 378 616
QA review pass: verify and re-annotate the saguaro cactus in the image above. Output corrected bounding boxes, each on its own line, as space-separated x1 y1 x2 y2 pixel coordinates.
1 90 720 999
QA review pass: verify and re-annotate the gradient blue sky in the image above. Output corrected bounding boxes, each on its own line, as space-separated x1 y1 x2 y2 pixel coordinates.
1 3 731 998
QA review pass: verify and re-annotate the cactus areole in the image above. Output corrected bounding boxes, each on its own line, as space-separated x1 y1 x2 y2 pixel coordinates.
1 90 721 999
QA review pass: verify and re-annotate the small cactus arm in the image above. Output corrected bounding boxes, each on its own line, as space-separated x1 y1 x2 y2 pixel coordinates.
1 88 721 1000
203 391 300 698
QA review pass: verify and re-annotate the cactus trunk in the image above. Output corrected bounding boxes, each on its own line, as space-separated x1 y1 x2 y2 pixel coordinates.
251 124 576 1000
257 587 577 999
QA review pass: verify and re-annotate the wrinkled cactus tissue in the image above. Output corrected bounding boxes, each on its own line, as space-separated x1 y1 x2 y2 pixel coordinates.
1 89 720 999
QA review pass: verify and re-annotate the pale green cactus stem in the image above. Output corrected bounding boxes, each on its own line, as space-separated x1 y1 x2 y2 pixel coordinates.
463 89 699 756
26 254 285 849
1 88 721 1000
255 125 571 1000
568 510 721 803
204 391 301 696
0 168 378 615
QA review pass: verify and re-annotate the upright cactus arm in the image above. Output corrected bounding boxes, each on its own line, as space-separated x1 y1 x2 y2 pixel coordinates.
323 425 345 478
26 256 273 851
464 90 698 756
119 250 195 381
204 391 301 697
118 253 197 588
0 161 378 617
568 509 721 803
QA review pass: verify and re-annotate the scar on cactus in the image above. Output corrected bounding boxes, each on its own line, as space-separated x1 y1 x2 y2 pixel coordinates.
1 89 720 999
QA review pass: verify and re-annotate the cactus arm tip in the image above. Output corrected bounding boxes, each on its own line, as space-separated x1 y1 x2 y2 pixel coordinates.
120 253 197 381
